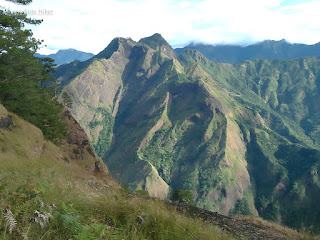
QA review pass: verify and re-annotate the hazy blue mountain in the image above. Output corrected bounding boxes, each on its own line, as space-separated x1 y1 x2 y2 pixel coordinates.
35 48 94 65
175 40 320 63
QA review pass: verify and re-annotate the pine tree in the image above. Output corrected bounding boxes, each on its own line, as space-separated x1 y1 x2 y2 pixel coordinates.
62 92 73 108
0 0 66 142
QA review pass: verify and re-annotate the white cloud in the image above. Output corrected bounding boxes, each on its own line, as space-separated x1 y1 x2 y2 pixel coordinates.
1 0 320 54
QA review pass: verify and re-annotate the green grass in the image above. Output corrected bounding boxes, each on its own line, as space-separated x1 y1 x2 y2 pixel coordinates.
55 38 320 233
0 107 232 240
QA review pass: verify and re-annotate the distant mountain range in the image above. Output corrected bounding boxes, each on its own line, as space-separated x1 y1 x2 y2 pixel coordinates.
175 40 320 63
35 48 94 65
54 33 320 232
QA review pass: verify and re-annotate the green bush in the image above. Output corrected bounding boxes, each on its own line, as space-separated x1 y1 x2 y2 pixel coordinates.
170 189 194 205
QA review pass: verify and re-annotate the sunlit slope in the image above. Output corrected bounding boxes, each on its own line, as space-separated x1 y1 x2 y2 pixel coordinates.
58 34 320 231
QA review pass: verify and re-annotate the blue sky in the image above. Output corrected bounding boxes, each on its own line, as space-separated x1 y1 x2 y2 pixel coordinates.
1 0 319 54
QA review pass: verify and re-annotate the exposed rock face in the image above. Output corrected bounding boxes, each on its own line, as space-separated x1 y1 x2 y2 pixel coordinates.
63 38 135 158
60 109 108 174
57 34 254 209
0 115 15 130
56 34 320 230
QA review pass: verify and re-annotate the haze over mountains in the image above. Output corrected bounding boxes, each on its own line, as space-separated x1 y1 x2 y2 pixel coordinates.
35 48 94 65
42 39 320 67
53 33 320 232
176 40 320 63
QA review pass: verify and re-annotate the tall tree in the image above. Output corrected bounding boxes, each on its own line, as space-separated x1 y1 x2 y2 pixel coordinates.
61 92 73 108
0 0 66 142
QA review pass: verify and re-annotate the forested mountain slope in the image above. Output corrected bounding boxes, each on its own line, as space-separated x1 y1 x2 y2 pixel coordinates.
55 34 320 232
175 40 320 63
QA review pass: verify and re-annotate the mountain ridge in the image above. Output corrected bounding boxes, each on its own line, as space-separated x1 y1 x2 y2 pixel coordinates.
175 39 320 63
55 34 320 233
36 48 94 65
1 103 309 239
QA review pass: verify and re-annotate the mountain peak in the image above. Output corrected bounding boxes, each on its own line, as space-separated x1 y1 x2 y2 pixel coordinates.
35 48 94 65
256 39 290 46
58 48 77 52
138 33 170 49
138 33 176 59
96 37 135 60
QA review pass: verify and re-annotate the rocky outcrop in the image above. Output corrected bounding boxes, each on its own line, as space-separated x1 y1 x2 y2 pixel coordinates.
59 109 108 175
0 115 15 130
170 203 302 240
0 105 15 130
57 34 320 231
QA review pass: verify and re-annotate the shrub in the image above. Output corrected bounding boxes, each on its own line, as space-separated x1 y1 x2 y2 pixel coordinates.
170 189 194 205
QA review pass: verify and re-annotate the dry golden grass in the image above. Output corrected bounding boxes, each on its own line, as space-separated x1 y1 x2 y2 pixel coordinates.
0 105 233 240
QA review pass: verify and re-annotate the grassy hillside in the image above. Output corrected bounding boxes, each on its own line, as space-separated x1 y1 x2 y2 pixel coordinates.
57 34 320 233
0 104 233 240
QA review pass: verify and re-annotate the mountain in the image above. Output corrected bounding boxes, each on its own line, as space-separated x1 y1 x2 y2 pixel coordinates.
175 40 320 63
35 48 94 65
0 103 232 239
54 33 320 233
0 104 308 239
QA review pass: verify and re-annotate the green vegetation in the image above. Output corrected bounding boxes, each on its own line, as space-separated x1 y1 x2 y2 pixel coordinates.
0 107 231 240
175 40 320 63
2 0 320 236
139 33 169 50
170 189 195 205
61 92 73 108
0 0 66 142
89 108 114 158
56 34 320 234
229 189 254 217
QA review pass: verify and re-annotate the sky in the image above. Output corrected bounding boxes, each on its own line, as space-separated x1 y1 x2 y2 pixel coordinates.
1 0 320 54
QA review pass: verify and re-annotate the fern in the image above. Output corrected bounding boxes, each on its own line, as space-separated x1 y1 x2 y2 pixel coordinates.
4 209 17 234
33 210 53 229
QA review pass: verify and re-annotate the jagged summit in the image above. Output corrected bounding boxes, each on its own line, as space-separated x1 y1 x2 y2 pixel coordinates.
95 37 135 60
54 34 320 232
138 33 176 59
139 33 169 48
254 39 289 45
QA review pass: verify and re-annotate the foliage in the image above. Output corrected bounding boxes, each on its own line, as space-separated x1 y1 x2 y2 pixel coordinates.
135 190 149 197
229 199 251 217
56 33 320 233
89 108 114 158
61 92 73 108
139 33 168 50
170 189 195 205
0 1 66 142
0 120 231 240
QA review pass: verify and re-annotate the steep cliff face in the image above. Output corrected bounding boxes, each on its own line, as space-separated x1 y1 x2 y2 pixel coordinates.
57 34 256 211
57 34 320 231
63 38 135 158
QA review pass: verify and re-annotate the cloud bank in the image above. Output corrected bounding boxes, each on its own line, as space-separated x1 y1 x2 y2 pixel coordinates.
1 0 319 54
